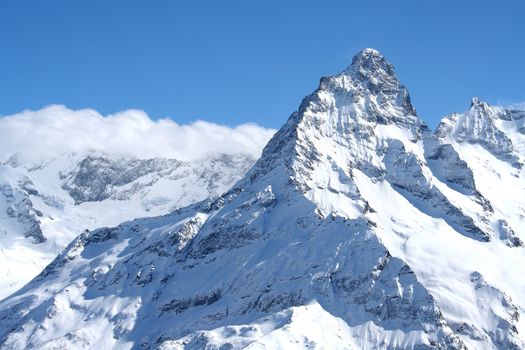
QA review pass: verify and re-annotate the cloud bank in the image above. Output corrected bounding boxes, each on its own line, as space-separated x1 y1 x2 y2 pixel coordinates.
504 102 525 111
0 105 276 163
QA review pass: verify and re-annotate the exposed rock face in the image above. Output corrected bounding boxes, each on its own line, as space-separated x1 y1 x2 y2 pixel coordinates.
60 154 254 205
0 174 45 244
1 49 525 349
61 156 182 203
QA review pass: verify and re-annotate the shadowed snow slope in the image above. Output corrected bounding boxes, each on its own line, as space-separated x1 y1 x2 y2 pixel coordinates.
1 49 524 350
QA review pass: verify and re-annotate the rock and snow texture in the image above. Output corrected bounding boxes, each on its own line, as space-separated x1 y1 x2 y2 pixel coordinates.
0 153 257 299
435 98 525 249
1 48 525 349
436 98 523 168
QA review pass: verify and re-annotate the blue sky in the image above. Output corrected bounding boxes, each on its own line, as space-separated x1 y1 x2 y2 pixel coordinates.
1 1 524 129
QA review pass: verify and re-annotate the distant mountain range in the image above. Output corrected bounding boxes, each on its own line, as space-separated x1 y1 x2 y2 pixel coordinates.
0 152 257 299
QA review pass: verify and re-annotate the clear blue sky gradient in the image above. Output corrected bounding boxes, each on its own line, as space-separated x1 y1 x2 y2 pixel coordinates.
1 1 524 129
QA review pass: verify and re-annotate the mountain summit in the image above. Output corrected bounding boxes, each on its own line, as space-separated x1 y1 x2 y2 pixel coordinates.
437 97 523 168
344 48 398 84
1 50 524 349
343 48 408 98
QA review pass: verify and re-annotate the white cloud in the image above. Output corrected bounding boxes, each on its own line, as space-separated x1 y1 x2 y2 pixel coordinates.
0 105 276 163
504 102 525 110
494 99 525 111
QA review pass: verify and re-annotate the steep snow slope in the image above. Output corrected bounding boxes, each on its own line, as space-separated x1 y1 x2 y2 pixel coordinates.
1 49 524 350
436 98 525 247
0 152 256 299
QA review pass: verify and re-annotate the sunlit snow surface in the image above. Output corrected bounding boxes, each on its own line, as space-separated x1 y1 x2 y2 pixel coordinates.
0 152 256 299
1 49 524 349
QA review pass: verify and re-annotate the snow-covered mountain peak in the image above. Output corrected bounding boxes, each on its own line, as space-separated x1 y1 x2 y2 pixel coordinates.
469 97 502 118
356 47 381 56
343 47 395 79
436 99 523 168
2 51 525 349
283 50 417 136
248 51 472 231
323 48 418 128
245 51 414 194
470 96 485 108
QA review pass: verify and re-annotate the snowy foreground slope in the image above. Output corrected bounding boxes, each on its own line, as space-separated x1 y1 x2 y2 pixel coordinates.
1 49 525 349
0 152 256 299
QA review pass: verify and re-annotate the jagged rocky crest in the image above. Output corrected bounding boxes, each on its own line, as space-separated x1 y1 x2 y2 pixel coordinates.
1 49 524 349
436 97 523 168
